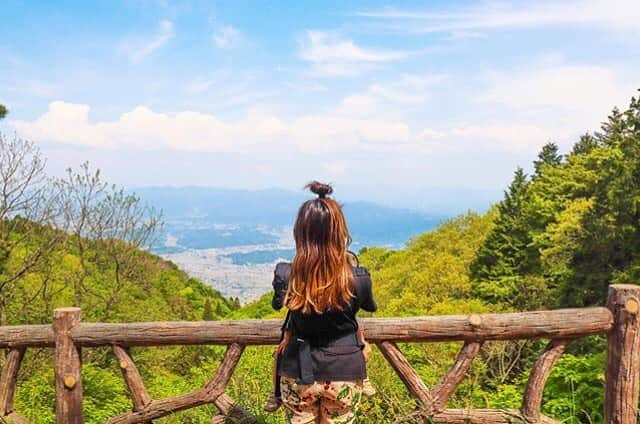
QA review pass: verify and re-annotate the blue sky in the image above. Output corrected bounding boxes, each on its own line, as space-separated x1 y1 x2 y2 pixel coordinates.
1 0 639 213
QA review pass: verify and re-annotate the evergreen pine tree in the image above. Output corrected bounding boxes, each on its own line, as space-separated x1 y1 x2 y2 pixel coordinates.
571 133 599 156
471 167 532 282
469 167 548 307
202 298 214 320
533 142 562 175
597 107 626 146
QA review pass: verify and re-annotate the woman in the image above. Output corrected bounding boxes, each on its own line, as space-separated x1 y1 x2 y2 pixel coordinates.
268 181 377 423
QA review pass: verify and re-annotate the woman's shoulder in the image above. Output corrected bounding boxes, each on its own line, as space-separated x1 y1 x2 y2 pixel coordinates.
350 265 372 291
351 265 371 279
350 265 370 278
276 262 291 274
274 262 291 285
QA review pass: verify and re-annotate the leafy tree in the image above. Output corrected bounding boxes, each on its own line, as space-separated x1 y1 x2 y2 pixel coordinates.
0 104 7 120
0 134 62 324
52 162 161 316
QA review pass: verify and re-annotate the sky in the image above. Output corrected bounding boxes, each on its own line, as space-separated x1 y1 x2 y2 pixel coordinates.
1 0 639 213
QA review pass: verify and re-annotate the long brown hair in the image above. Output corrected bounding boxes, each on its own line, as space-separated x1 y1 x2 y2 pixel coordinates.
285 181 354 314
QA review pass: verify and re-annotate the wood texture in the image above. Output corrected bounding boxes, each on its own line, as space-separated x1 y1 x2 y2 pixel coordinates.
112 346 152 411
521 339 569 422
0 325 52 348
2 411 30 424
0 347 25 416
426 408 558 423
0 290 635 423
214 393 257 423
377 342 433 411
53 307 83 424
431 342 482 411
0 307 613 348
107 343 245 424
65 307 613 347
604 284 640 424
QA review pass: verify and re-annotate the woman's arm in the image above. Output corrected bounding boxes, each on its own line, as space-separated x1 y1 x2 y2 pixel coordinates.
276 330 292 354
356 326 372 361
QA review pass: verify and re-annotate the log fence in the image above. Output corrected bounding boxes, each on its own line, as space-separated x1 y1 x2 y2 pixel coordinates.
0 284 638 423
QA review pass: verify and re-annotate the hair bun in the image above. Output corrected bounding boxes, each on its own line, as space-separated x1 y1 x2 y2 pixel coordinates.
306 181 333 198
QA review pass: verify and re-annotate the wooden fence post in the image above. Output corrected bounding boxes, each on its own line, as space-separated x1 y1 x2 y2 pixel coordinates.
54 307 83 424
0 347 25 416
605 284 640 424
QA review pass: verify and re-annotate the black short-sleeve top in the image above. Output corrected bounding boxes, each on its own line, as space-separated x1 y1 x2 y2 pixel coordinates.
271 261 377 381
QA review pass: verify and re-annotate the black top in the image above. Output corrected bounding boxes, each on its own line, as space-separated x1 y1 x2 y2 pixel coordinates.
271 261 377 381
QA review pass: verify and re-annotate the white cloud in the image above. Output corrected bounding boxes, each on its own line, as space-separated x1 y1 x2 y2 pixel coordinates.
338 73 446 116
298 31 412 76
322 161 349 175
12 61 635 157
419 128 446 141
12 101 411 154
183 71 278 107
289 116 410 152
119 20 174 63
432 60 636 153
186 77 215 94
339 94 379 116
358 0 640 37
451 123 558 152
478 61 635 131
185 70 232 94
213 25 242 49
6 80 59 98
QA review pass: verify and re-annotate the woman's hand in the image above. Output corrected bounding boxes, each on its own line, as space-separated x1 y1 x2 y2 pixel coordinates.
362 341 372 362
277 331 292 355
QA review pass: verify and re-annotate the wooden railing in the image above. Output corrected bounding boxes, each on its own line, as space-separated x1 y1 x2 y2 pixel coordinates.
1 284 639 423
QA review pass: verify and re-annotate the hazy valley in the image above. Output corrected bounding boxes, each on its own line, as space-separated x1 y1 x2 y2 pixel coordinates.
138 186 445 301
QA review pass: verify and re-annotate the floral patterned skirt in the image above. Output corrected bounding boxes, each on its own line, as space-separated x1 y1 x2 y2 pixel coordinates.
280 376 363 424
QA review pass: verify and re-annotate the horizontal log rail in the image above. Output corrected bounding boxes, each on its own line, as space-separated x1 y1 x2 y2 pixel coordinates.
0 284 638 423
0 307 613 348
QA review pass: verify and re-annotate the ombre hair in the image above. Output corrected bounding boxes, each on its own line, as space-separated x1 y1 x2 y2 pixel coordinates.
285 181 354 314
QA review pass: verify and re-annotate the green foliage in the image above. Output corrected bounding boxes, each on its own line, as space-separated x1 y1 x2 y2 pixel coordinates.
1 222 238 423
360 212 495 317
472 90 640 309
543 352 605 423
226 293 284 319
202 297 214 320
534 142 563 175
224 213 501 423
7 89 640 422
0 104 7 120
470 168 549 308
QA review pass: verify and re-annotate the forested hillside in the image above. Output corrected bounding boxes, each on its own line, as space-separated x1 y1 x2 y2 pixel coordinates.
0 135 239 422
2 89 640 423
472 92 640 312
229 90 640 423
8 229 238 422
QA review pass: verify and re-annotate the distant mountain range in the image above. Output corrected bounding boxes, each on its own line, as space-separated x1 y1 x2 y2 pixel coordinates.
136 186 446 251
134 186 447 300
